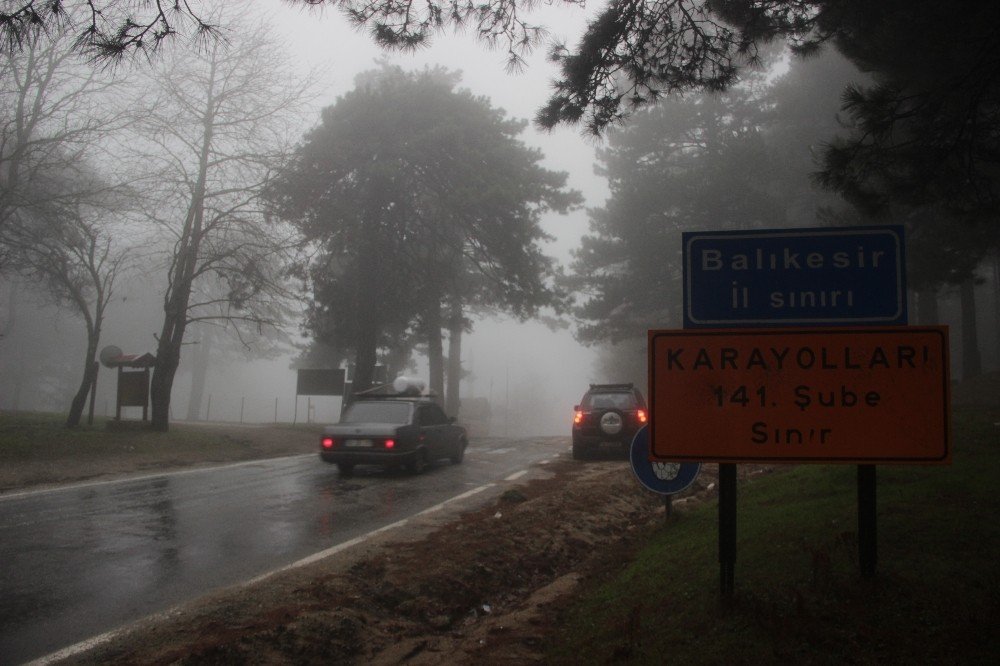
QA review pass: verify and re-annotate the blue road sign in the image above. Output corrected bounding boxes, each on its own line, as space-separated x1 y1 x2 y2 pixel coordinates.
630 426 701 495
683 226 906 327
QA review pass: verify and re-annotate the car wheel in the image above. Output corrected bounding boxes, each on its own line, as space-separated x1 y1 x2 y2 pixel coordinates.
450 440 467 465
408 450 429 474
572 439 588 461
337 463 354 477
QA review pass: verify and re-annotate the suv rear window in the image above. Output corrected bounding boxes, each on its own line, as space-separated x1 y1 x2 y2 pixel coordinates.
582 392 637 410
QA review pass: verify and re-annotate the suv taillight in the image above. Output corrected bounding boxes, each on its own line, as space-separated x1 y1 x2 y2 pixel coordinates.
573 410 583 425
321 437 335 449
637 409 647 424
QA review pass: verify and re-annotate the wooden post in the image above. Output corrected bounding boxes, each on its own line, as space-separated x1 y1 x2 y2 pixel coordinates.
141 368 149 421
115 367 123 420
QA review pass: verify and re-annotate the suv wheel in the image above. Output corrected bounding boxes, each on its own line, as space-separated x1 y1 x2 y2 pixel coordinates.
572 439 588 460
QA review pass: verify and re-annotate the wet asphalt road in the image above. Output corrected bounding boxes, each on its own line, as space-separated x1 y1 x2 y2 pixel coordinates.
0 436 569 664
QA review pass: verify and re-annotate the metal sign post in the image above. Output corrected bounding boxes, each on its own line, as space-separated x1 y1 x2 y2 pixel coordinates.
719 464 737 596
858 465 878 577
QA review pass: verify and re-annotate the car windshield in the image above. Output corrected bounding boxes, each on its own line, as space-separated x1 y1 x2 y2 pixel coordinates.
341 401 411 425
586 393 635 410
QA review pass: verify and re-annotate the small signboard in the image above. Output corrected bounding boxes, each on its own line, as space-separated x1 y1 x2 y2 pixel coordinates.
117 370 150 407
296 368 346 396
648 327 951 464
630 426 701 495
683 226 906 327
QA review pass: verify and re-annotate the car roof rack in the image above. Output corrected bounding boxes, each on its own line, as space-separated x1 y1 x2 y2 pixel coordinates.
589 383 634 390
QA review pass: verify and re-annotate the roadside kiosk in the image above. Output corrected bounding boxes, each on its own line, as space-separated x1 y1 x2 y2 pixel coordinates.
99 345 156 424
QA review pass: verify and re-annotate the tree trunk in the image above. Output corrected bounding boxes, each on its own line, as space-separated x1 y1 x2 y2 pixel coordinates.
2 284 23 410
445 303 463 417
185 333 211 421
426 298 445 402
150 310 185 431
383 342 411 383
916 287 939 325
352 340 378 394
960 277 981 381
66 354 98 427
66 302 102 427
351 306 380 395
151 237 200 431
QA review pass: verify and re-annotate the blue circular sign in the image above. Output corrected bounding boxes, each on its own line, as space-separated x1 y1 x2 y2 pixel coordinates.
629 425 701 495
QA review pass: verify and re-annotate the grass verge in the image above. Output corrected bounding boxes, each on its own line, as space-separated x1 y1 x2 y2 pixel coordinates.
546 406 1000 664
0 411 320 491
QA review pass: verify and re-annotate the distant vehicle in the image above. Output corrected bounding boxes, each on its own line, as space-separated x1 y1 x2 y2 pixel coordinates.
320 380 468 476
571 383 647 460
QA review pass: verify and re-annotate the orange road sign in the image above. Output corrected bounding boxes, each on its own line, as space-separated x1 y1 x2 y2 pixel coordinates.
648 327 951 464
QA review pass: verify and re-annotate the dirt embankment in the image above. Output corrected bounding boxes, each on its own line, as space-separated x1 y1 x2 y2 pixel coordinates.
57 458 744 665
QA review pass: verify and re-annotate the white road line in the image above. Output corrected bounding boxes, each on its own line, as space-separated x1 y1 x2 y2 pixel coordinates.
505 470 528 481
415 484 495 517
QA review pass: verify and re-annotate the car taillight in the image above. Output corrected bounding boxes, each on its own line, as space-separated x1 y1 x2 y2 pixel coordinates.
321 437 335 449
637 409 647 424
384 439 395 449
573 410 583 425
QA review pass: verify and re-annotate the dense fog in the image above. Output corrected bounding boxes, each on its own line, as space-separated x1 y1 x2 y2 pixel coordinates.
2 1 998 435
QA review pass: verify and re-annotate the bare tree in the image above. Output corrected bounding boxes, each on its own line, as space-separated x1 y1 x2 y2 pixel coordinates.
0 23 138 425
0 24 129 268
5 192 132 426
129 14 313 431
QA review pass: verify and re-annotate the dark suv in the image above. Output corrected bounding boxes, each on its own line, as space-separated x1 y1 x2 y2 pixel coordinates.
572 383 647 460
